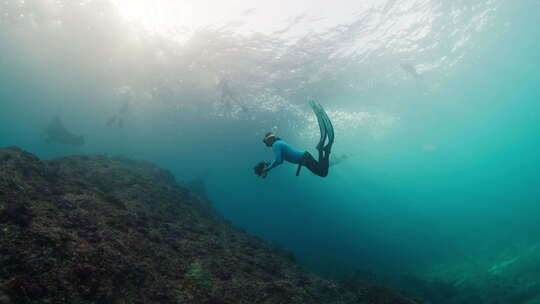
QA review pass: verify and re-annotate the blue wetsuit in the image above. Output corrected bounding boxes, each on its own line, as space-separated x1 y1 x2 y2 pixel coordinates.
267 140 306 170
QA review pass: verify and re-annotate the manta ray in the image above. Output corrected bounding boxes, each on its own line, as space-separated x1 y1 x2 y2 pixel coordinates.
42 116 85 146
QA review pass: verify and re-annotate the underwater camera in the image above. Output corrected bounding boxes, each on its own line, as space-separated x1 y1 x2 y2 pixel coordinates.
254 161 269 177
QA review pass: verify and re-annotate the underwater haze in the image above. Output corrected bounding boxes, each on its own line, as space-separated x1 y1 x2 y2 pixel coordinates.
2 0 540 302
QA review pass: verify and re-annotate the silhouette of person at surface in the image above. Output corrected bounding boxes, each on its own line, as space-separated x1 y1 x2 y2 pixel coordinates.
217 76 248 114
400 63 423 80
107 96 130 128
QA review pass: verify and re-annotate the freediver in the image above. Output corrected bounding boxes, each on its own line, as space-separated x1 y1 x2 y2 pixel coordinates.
107 96 130 128
255 100 334 178
42 116 85 146
218 76 248 114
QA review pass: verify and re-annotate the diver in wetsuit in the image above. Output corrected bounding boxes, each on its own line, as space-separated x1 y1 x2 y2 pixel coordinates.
255 100 334 178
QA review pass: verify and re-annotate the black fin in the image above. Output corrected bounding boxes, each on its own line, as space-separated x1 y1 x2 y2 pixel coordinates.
318 102 334 151
309 100 327 151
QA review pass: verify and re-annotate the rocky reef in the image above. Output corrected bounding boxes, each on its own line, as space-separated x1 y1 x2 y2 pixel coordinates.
0 146 419 304
409 243 540 304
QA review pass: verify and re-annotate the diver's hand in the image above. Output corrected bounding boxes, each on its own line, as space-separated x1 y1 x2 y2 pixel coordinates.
261 168 269 178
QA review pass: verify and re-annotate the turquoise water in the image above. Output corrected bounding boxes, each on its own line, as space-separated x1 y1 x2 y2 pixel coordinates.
2 0 540 302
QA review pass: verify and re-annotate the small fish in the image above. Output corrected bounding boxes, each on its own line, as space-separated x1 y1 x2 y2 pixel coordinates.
422 144 437 152
106 115 118 127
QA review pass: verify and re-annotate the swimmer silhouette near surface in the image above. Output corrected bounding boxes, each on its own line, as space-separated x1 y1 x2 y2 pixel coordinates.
217 76 249 114
400 63 423 80
107 96 131 129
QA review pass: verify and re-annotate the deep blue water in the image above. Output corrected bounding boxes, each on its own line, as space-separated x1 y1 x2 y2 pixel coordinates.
2 0 540 302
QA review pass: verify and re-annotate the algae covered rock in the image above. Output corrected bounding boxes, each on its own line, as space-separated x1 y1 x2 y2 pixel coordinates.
186 262 213 290
0 146 418 304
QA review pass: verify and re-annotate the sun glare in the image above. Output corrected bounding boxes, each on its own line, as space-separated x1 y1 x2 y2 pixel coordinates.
111 0 194 34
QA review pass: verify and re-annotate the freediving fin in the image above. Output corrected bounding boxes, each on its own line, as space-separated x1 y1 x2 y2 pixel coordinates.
310 100 334 153
318 102 334 151
309 100 327 151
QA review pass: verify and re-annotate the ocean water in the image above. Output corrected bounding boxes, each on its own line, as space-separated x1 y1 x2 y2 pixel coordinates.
1 0 540 302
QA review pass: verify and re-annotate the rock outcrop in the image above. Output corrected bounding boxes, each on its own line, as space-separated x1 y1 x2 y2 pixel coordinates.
0 147 419 304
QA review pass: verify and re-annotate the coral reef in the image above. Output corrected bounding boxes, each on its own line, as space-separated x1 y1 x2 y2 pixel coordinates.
388 243 540 304
0 146 418 303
